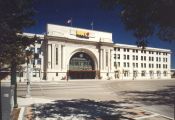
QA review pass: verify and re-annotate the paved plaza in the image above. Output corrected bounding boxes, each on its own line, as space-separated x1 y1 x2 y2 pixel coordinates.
15 79 175 120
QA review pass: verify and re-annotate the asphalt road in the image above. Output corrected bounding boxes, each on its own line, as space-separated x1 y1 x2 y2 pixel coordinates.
106 80 175 118
17 79 175 119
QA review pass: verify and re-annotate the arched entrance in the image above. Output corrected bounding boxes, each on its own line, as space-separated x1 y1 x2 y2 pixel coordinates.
68 52 96 79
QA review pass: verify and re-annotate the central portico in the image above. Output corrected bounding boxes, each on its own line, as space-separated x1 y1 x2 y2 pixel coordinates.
43 24 114 80
68 51 96 79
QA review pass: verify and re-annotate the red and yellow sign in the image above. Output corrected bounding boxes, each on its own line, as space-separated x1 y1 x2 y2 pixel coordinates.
76 30 89 39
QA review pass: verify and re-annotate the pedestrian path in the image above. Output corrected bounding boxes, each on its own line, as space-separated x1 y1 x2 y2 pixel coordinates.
18 97 172 120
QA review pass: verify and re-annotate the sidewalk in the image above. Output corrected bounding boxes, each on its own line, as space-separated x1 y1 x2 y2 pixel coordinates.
17 97 173 120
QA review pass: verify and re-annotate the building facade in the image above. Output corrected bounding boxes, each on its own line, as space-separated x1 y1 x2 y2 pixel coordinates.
113 44 171 80
16 24 171 81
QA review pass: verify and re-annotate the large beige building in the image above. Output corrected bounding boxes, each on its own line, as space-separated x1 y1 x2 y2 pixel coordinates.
16 24 171 81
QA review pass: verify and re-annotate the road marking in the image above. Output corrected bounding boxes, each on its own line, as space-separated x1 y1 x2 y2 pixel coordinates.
138 108 174 120
134 113 159 119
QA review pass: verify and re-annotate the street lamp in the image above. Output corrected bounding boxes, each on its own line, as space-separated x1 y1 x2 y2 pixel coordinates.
25 50 33 97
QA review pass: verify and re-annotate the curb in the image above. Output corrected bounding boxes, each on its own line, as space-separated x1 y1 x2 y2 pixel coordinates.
137 108 174 120
18 107 25 120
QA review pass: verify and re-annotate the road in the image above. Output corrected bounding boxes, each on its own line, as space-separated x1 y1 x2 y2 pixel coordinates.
107 80 175 118
17 79 175 119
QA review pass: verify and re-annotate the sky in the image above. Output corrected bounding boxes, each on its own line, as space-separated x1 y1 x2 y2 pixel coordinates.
24 0 175 69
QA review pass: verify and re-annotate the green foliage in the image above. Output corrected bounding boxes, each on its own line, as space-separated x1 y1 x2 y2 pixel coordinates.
0 0 36 79
101 0 175 48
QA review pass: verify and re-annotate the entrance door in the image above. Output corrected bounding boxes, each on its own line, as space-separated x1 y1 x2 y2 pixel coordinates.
68 52 95 79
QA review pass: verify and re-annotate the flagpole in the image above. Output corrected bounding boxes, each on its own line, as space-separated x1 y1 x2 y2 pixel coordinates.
71 17 72 27
91 21 94 30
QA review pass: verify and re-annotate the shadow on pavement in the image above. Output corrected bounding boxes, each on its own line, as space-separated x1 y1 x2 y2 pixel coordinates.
31 99 135 120
121 85 175 106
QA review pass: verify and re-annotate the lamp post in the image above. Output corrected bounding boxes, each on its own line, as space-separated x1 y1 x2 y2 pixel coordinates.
25 50 32 98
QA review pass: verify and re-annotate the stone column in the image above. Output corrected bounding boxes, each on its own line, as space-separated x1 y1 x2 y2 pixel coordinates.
48 44 52 69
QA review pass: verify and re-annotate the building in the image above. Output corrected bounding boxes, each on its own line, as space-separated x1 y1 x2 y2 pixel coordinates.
16 24 171 81
114 44 171 80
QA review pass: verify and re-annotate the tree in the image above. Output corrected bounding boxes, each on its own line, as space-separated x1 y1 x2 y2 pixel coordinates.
0 0 36 108
101 0 175 48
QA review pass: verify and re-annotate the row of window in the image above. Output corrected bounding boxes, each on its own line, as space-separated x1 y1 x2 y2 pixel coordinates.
121 70 168 77
114 47 168 56
114 62 168 69
114 54 168 62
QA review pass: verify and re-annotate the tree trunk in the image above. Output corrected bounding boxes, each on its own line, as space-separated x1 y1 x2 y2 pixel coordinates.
0 80 2 120
11 61 18 108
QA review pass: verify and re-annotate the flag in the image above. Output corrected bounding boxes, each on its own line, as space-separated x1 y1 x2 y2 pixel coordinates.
66 18 73 26
67 19 72 24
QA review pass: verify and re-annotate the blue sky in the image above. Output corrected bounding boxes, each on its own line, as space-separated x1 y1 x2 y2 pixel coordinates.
24 0 175 68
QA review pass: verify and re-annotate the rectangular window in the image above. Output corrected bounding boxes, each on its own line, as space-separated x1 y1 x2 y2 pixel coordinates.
127 62 129 67
117 54 120 59
106 52 108 67
136 63 138 68
141 71 146 77
141 63 143 68
37 48 41 54
127 55 129 60
124 55 126 60
118 62 120 67
114 54 116 59
133 63 135 68
163 71 167 76
56 48 58 65
114 62 117 67
124 62 126 67
124 71 129 77
133 55 135 60
124 48 126 52
37 58 41 65
141 56 143 61
152 57 154 61
136 56 138 60
149 64 151 68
